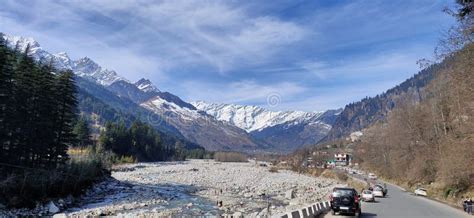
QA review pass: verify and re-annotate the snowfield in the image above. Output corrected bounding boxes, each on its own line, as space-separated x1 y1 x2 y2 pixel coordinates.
192 101 326 132
63 159 339 217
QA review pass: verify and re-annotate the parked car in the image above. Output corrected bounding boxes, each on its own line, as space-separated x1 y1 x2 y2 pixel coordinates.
414 188 428 196
329 187 362 217
361 190 375 202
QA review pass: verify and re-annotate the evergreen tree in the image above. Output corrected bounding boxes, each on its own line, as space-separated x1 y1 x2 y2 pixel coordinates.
0 33 16 163
13 44 39 165
73 117 92 147
52 70 77 164
35 63 59 166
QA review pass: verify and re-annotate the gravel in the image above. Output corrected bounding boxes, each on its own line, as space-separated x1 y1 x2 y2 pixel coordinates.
2 159 340 217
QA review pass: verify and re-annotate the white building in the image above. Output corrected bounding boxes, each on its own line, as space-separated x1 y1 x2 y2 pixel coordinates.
334 153 351 166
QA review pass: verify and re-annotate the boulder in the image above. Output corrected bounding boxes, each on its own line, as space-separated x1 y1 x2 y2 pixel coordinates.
285 189 295 199
47 201 60 214
52 213 67 218
233 211 243 218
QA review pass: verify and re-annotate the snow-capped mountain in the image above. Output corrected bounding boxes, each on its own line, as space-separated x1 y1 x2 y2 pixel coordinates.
141 96 262 151
3 35 126 86
192 101 327 132
192 101 342 152
2 34 265 152
74 57 125 86
135 78 160 93
3 33 343 153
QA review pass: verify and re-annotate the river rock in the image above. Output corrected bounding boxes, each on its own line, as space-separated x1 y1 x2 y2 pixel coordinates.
233 211 243 218
47 201 60 214
285 189 295 199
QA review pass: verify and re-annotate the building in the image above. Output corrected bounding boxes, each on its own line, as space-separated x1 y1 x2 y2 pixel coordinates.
334 153 351 166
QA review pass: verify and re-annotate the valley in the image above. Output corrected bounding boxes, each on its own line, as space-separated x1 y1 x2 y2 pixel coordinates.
1 1 473 217
2 35 338 153
60 160 338 217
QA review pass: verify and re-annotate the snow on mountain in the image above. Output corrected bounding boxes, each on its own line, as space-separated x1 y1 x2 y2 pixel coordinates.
2 33 338 152
142 97 262 151
135 78 160 93
142 96 201 122
192 101 326 132
2 35 126 86
73 57 125 86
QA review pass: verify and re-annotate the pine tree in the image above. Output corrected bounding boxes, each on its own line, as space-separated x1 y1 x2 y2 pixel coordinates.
52 70 77 165
0 33 16 163
73 117 92 147
13 44 39 166
34 63 59 166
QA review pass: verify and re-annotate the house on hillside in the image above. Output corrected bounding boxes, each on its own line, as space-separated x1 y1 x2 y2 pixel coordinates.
334 153 351 166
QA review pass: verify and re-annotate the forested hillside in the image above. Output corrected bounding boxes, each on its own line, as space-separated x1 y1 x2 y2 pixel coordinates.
0 34 106 207
358 42 474 199
323 63 440 141
76 77 202 153
356 1 474 203
0 33 203 207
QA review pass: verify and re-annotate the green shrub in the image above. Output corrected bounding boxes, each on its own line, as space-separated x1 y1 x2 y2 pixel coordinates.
0 152 108 208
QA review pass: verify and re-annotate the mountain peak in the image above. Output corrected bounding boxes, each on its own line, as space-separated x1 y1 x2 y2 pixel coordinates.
134 78 160 93
3 35 40 50
73 57 126 86
191 101 326 132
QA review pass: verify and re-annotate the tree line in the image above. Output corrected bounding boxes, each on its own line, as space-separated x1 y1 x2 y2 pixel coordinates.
0 32 194 170
0 33 77 169
0 33 204 207
98 120 187 162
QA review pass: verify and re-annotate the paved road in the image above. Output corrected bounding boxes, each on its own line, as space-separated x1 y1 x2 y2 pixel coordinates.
324 177 471 218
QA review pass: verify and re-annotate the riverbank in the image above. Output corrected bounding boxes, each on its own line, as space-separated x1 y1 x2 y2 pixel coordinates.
57 159 339 217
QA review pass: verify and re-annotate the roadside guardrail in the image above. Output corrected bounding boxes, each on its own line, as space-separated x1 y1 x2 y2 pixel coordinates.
273 200 331 218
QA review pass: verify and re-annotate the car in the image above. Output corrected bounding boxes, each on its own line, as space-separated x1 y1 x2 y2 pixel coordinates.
372 186 384 197
329 187 362 217
378 183 388 196
368 173 377 180
361 190 375 202
374 184 388 197
414 188 427 196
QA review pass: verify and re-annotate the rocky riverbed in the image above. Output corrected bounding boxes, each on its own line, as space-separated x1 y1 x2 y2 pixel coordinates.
2 160 340 217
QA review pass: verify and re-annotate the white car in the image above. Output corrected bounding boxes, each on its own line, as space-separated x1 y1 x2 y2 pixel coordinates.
414 188 427 196
361 190 375 202
372 188 384 197
368 173 377 180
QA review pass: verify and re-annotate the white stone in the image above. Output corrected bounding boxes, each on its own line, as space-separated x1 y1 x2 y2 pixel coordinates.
285 189 295 199
47 201 60 214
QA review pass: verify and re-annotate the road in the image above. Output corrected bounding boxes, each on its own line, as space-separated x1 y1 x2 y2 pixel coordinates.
324 176 471 218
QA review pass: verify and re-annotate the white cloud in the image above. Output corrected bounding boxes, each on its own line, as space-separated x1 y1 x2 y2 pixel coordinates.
180 80 306 109
65 0 307 74
0 0 453 111
298 48 432 81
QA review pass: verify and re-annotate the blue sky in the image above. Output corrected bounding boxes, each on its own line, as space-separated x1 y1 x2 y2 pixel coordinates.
0 0 455 111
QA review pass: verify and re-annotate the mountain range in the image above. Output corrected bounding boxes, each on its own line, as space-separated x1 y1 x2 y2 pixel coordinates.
192 101 341 152
3 34 339 153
